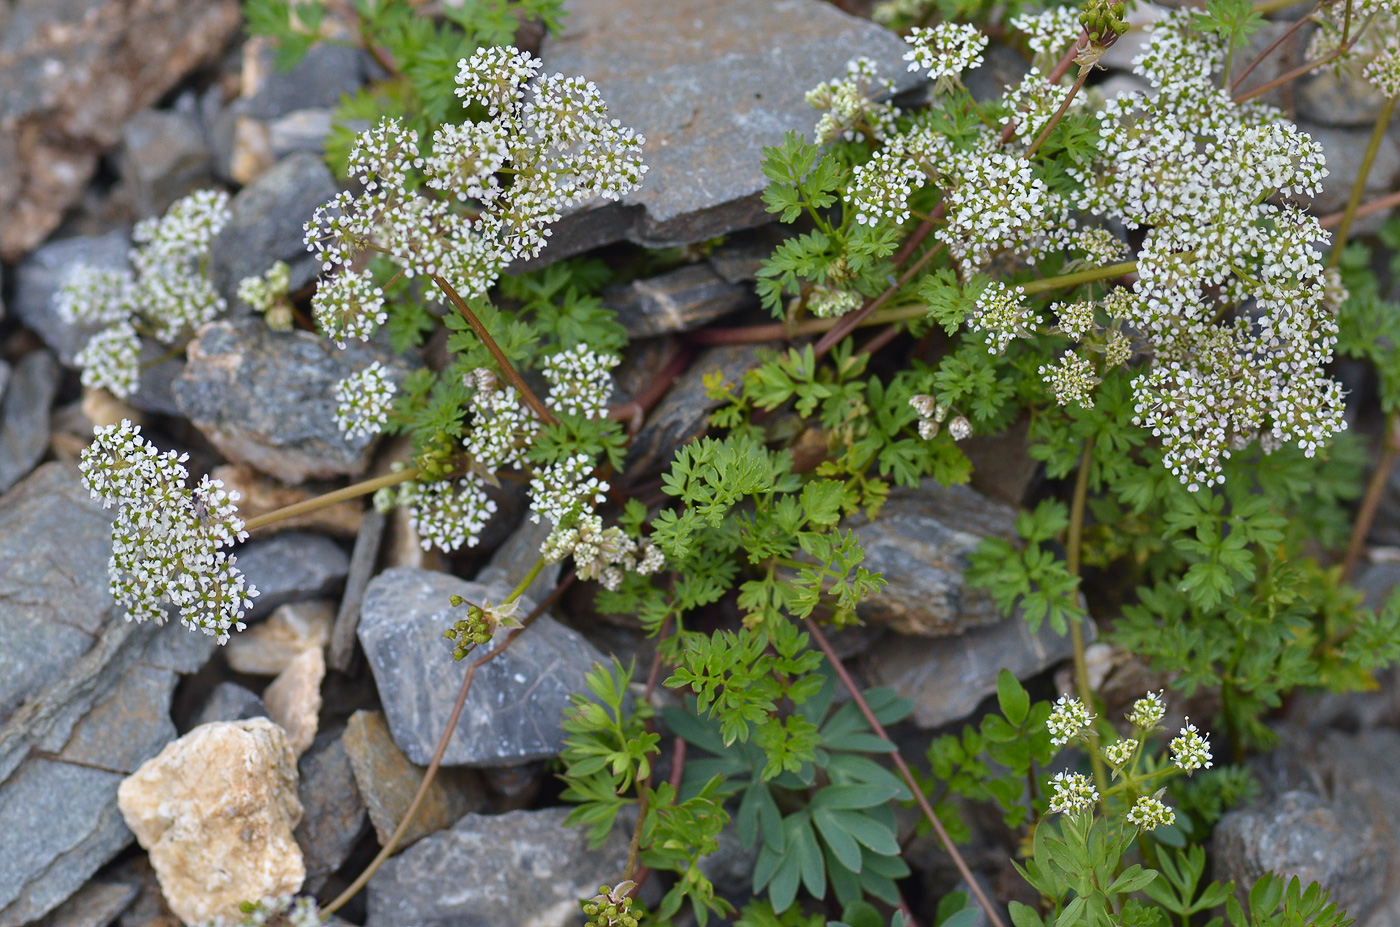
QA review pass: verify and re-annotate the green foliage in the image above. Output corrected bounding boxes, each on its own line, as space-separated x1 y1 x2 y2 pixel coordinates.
968 501 1086 635
666 666 915 913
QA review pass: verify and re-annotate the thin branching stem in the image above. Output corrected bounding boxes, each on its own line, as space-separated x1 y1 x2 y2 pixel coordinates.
431 274 559 427
1025 65 1092 159
1327 95 1397 270
242 467 422 533
804 617 1008 927
1230 3 1319 91
321 567 574 916
1066 434 1108 802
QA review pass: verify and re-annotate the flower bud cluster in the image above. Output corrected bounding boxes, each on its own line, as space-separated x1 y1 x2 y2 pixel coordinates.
807 57 901 145
79 420 257 644
237 261 294 332
58 190 231 398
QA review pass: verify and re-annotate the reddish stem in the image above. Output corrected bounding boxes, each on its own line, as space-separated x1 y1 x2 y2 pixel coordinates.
803 617 1007 927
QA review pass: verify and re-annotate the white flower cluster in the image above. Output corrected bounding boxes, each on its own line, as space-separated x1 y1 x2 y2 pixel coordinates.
1011 7 1085 59
808 285 864 319
1102 738 1136 768
1127 690 1166 729
969 282 1033 354
1047 695 1096 747
529 453 610 527
937 149 1064 268
904 23 988 93
404 477 498 553
79 420 256 644
1169 719 1214 773
540 512 665 591
1126 794 1176 830
542 344 619 419
1041 352 1100 408
807 57 901 145
304 45 646 336
58 190 231 398
1077 12 1344 490
1048 770 1098 814
333 361 398 441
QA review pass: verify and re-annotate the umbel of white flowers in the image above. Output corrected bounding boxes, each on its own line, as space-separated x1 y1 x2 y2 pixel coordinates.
833 13 1347 491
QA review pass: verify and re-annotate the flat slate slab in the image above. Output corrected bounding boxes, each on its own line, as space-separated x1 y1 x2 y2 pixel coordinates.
536 0 922 259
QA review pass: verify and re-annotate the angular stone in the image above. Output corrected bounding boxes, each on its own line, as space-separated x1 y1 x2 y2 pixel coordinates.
227 599 334 676
358 567 613 766
534 0 923 259
12 230 131 364
849 481 1018 636
1299 70 1392 128
341 710 486 850
866 614 1090 729
366 806 631 927
116 108 214 219
623 343 763 482
28 880 137 927
195 682 269 727
0 0 240 260
117 719 304 926
175 318 407 483
210 153 339 306
264 648 325 758
295 729 368 893
268 109 336 160
1215 791 1385 921
235 532 349 624
707 225 794 284
1298 121 1400 219
604 263 755 338
0 349 60 493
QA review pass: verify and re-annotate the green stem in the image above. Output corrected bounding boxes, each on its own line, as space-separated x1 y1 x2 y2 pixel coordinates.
241 467 421 533
1025 65 1091 159
1327 95 1397 270
1067 434 1109 803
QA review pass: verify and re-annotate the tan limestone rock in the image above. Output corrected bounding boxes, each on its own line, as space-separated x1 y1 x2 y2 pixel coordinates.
226 599 334 676
263 648 325 758
116 719 304 925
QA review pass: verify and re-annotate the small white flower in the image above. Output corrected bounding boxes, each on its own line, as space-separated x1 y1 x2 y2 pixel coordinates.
333 362 398 441
1103 738 1136 769
1170 719 1214 773
969 282 1032 354
1048 771 1098 814
1126 794 1176 830
1041 352 1100 409
1047 695 1096 747
1127 690 1166 730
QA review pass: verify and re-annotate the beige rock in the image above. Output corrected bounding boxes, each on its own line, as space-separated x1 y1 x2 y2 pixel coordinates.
263 648 325 758
117 719 304 926
226 599 334 676
214 464 362 539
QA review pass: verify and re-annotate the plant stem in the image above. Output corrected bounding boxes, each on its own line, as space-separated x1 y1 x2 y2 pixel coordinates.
1321 188 1400 229
1342 414 1400 581
813 239 948 358
1066 434 1108 801
242 467 422 533
1230 3 1318 91
803 617 1008 927
1025 65 1091 159
691 261 1139 346
1327 95 1397 270
431 274 559 427
1232 11 1378 104
321 569 574 917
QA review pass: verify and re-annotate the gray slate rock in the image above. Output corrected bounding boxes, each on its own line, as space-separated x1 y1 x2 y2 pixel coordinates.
604 263 756 338
243 43 369 121
1217 727 1400 926
210 152 338 306
1215 791 1386 922
0 464 215 925
358 567 613 766
296 728 368 892
116 108 214 219
707 224 794 284
175 318 407 483
12 230 131 364
236 531 350 623
1299 120 1400 220
194 682 269 727
535 0 923 259
1299 70 1392 128
0 350 60 493
366 806 631 927
623 343 763 482
849 481 1018 636
29 880 137 927
867 613 1090 729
